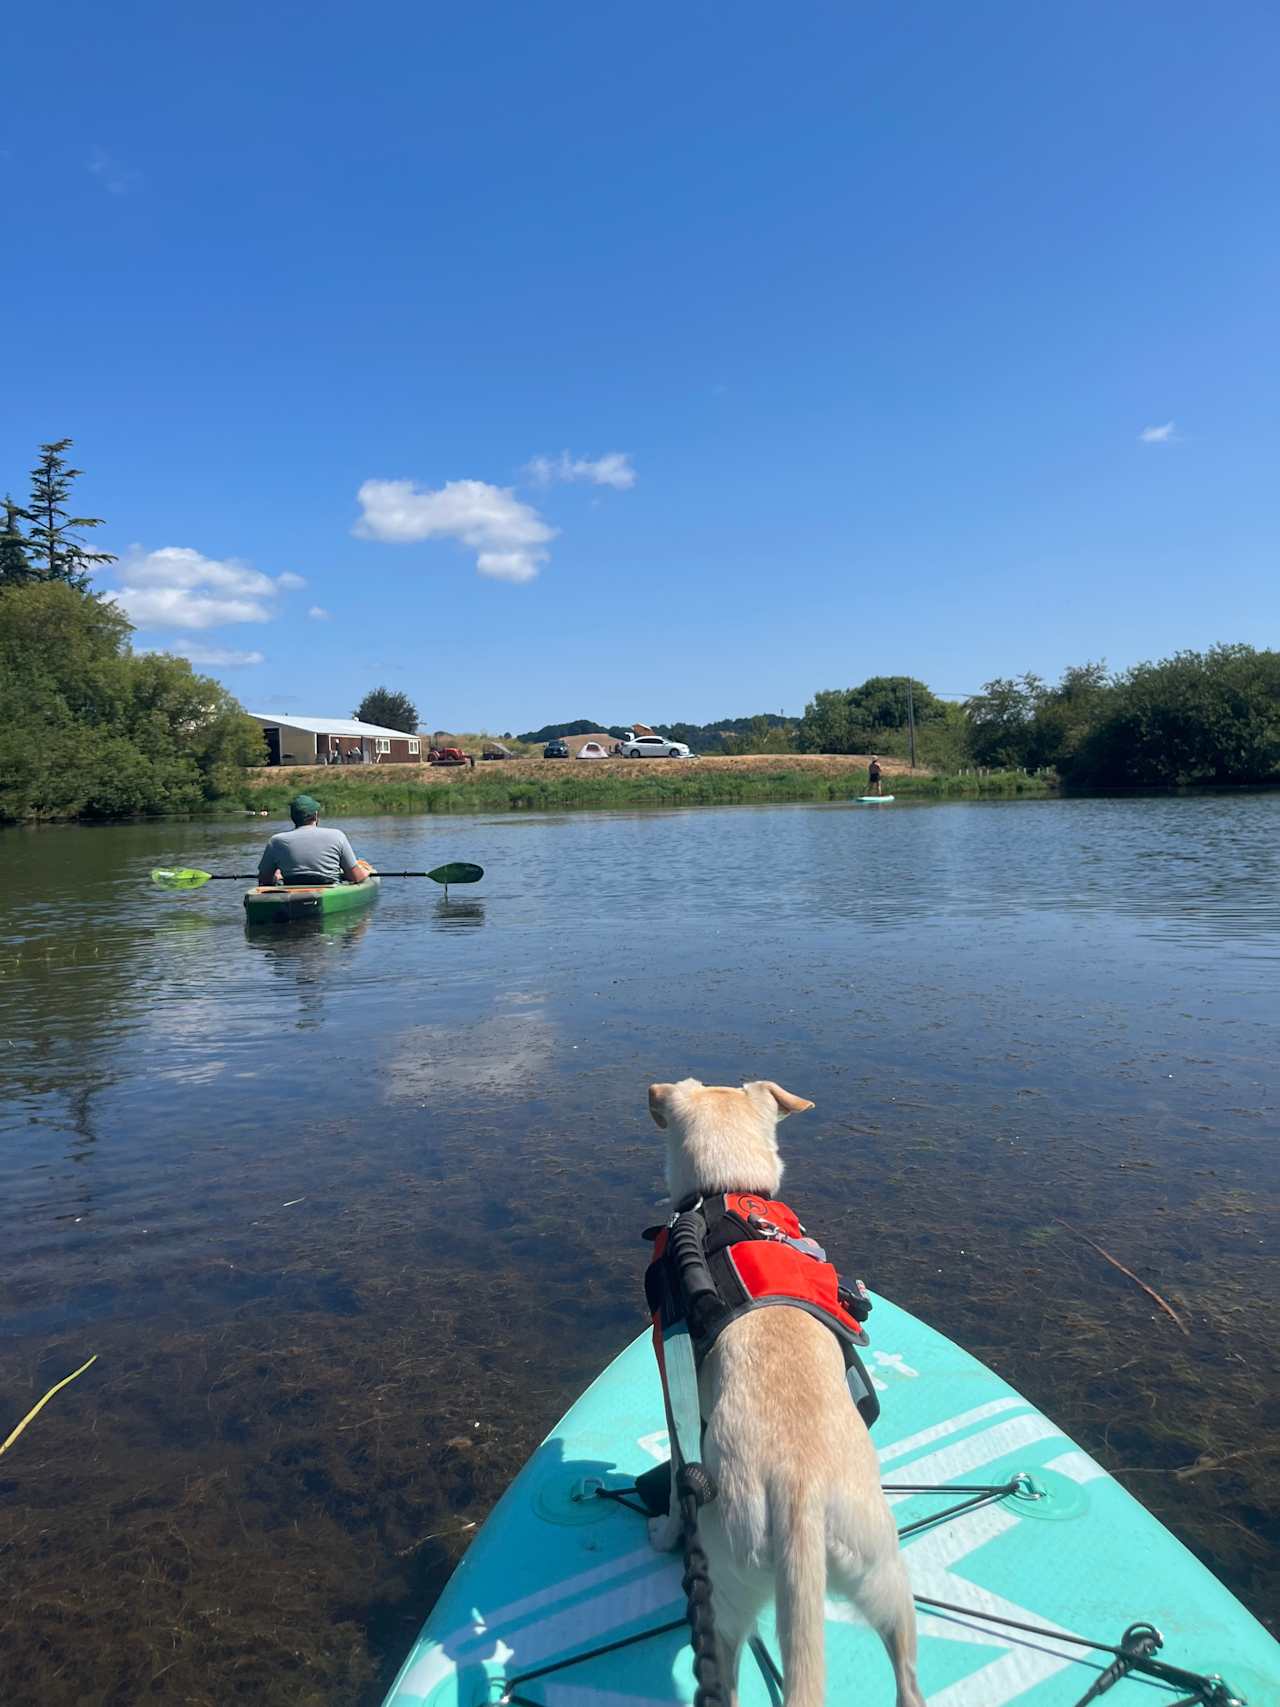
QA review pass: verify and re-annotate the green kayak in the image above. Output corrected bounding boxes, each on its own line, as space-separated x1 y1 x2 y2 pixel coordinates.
242 875 380 924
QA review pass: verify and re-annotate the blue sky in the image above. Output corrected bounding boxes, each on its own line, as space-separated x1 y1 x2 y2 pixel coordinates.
3 1 1276 732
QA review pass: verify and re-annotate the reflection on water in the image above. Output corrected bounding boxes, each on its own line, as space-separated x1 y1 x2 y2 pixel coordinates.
432 897 486 928
0 796 1277 1703
387 1008 557 1102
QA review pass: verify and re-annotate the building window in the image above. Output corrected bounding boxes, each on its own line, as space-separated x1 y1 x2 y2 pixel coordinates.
408 738 420 754
375 737 391 754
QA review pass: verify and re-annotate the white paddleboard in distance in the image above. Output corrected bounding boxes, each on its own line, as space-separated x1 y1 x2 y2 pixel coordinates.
383 1298 1278 1707
857 794 895 803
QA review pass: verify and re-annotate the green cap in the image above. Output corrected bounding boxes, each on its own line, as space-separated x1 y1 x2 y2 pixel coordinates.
289 794 321 824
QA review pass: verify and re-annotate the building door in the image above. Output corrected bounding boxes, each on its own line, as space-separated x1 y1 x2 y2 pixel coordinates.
263 727 281 765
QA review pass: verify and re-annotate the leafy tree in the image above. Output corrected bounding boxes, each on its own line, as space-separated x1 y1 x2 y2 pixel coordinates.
1069 646 1280 787
0 496 33 586
720 715 798 755
796 689 856 754
964 675 1046 767
354 686 420 732
798 678 942 755
0 581 264 821
845 676 945 731
1026 662 1112 770
26 439 116 587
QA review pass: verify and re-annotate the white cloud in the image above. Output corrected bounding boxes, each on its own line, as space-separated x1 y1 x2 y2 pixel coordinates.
107 545 304 630
354 477 556 584
1139 421 1177 444
524 451 636 490
88 145 141 196
475 551 539 584
308 605 330 620
170 644 265 667
277 570 307 590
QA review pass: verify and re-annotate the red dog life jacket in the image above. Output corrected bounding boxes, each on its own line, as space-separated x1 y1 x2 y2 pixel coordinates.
644 1192 880 1429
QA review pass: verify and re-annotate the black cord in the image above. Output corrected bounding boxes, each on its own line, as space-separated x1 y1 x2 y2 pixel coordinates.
678 1471 726 1707
896 1486 1017 1538
591 1487 654 1517
501 1618 686 1700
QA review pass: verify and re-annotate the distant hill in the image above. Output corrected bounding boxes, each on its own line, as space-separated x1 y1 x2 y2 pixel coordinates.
516 714 792 753
517 719 630 744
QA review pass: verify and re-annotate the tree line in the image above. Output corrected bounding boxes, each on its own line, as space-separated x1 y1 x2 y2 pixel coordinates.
0 439 264 821
963 648 1280 787
523 653 1280 788
795 656 1280 787
516 713 794 752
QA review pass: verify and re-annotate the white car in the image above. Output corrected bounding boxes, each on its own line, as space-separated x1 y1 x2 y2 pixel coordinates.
575 741 609 759
618 734 692 758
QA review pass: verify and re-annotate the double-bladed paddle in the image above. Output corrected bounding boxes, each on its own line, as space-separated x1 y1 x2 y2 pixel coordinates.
151 862 484 892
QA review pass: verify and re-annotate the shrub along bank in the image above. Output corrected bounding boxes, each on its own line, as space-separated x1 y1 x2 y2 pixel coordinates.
0 582 265 822
243 757 1052 818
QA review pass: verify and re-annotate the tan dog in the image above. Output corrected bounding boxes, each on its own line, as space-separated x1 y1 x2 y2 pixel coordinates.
648 1078 924 1707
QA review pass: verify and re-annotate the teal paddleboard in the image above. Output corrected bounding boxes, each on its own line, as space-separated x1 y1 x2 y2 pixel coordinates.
857 795 895 803
383 1298 1277 1707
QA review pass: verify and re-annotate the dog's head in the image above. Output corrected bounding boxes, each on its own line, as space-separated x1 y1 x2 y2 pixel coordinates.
648 1078 814 1204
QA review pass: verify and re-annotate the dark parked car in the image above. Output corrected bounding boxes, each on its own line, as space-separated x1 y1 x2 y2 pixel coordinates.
543 739 570 758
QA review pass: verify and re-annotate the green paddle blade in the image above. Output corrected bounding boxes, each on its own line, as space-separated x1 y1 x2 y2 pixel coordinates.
427 862 484 886
151 868 214 889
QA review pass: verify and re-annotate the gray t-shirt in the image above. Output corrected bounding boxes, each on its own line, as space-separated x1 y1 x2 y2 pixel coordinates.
258 824 360 884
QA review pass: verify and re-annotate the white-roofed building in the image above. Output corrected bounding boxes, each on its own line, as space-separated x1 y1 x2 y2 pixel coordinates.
249 714 422 767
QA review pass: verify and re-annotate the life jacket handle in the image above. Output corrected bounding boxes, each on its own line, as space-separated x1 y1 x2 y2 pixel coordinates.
668 1211 722 1335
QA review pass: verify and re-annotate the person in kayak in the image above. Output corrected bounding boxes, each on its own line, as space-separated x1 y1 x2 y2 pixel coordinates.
258 795 373 887
868 756 883 795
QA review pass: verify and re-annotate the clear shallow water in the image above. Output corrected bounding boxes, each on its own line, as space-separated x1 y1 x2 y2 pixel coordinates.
1 795 1277 1702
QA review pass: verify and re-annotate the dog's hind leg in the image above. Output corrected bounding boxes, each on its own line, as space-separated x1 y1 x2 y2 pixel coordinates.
830 1546 925 1707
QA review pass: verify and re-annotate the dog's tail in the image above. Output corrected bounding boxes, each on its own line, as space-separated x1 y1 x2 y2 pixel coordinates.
772 1478 827 1707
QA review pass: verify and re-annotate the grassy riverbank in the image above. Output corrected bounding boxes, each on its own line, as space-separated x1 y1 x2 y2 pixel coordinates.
240 754 1055 816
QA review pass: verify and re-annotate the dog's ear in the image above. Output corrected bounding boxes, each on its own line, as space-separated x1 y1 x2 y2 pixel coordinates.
648 1083 676 1128
747 1080 814 1120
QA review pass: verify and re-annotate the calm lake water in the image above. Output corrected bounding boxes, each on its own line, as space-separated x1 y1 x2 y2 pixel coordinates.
1 795 1277 1703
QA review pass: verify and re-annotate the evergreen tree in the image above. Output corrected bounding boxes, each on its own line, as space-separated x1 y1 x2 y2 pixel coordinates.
0 496 33 586
26 439 116 587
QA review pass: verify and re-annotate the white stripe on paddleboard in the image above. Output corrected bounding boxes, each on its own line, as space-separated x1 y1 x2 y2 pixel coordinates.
908 1504 1086 1706
481 1570 683 1676
888 1413 1063 1505
464 1544 660 1636
878 1397 1024 1467
1044 1449 1108 1485
396 1565 683 1699
393 1544 671 1698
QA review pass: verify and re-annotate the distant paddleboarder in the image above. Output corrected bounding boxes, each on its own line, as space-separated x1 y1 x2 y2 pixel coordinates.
868 756 883 796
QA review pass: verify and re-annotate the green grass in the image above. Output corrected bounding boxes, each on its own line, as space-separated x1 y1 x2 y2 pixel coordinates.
240 765 1055 818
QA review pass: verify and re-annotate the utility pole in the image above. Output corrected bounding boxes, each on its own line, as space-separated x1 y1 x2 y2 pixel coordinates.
907 679 917 771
